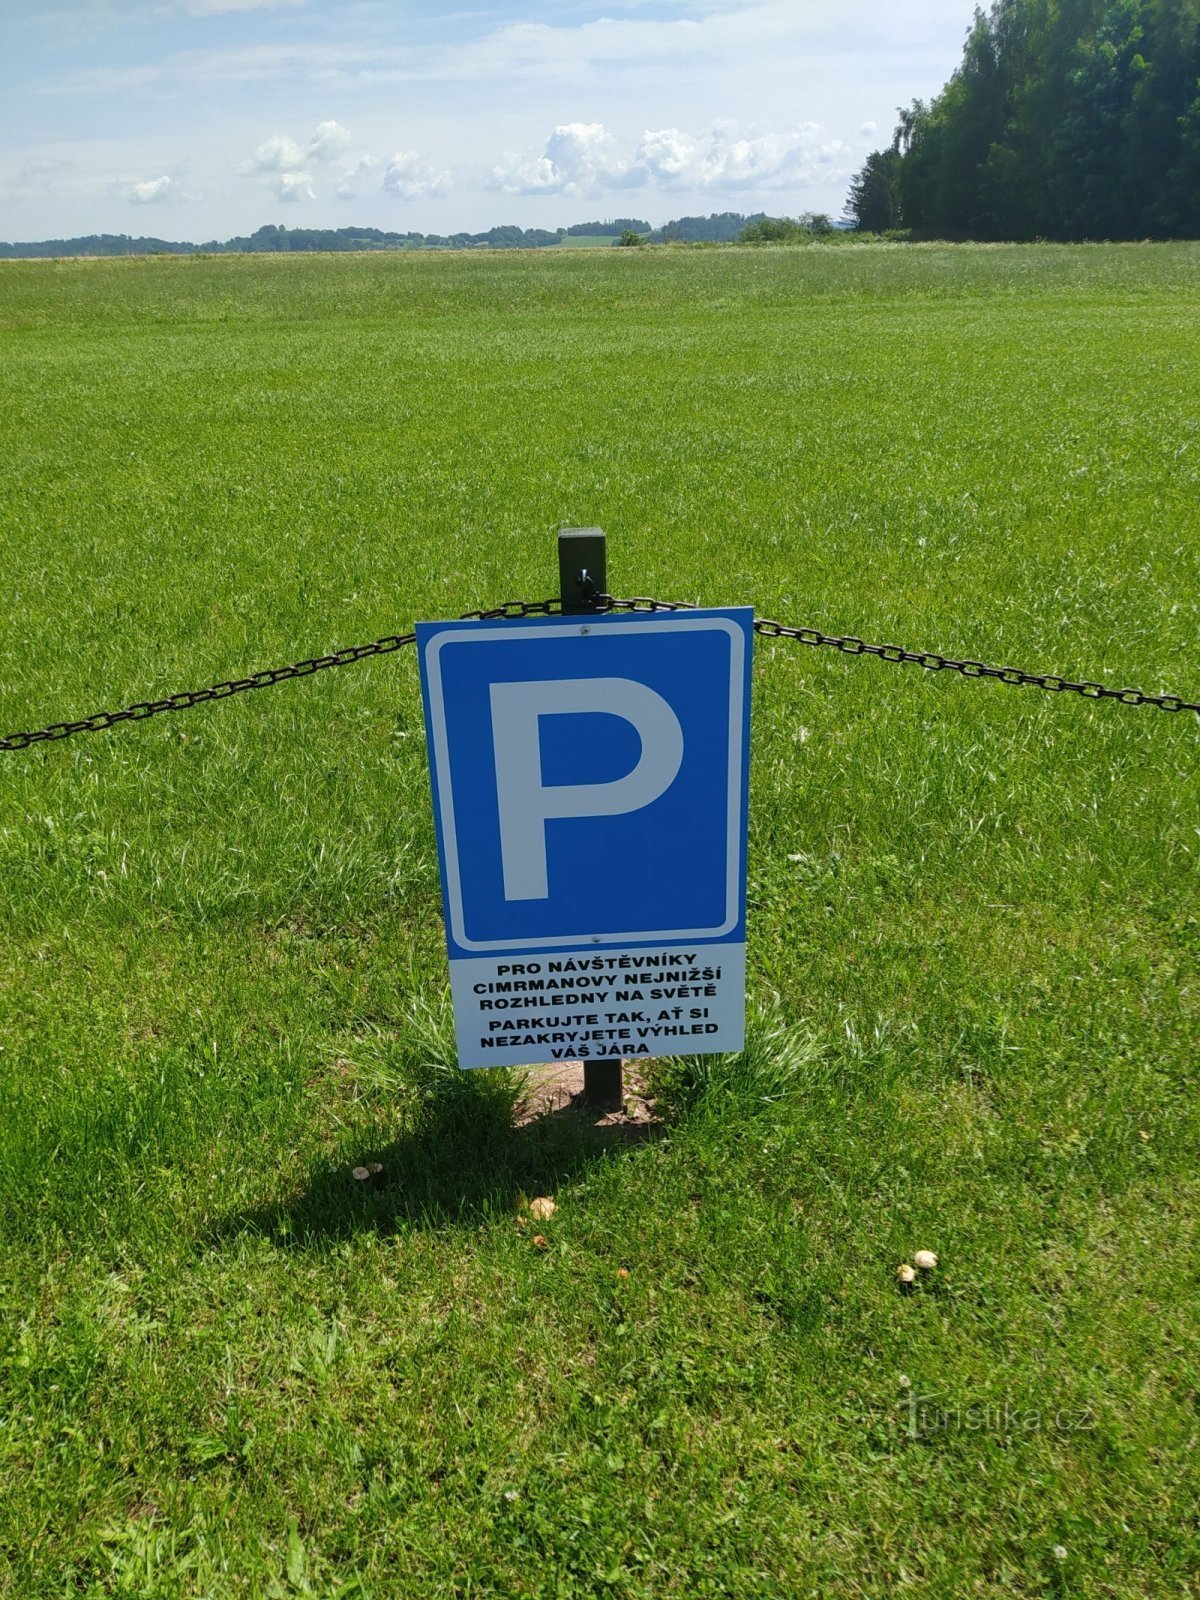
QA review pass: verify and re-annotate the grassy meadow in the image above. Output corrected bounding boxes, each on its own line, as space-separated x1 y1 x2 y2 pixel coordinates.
0 241 1198 1597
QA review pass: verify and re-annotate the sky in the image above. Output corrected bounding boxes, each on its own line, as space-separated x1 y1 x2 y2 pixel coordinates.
0 0 975 242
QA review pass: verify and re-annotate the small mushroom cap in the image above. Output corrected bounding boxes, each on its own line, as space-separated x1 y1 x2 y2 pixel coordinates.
896 1263 917 1284
351 1166 370 1181
529 1196 557 1221
913 1250 939 1271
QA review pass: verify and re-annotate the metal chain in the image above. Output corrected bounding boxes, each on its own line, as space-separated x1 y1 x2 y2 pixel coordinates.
751 614 1200 715
0 598 575 753
0 631 415 752
2 592 1196 753
597 595 1199 714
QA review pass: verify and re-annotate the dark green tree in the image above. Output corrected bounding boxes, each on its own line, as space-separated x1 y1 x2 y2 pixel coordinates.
844 148 904 230
858 0 1200 241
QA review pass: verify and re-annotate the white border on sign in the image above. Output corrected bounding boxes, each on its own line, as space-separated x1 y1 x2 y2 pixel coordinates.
424 617 746 953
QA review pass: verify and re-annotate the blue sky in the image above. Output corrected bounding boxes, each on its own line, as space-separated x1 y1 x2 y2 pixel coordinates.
1 0 973 240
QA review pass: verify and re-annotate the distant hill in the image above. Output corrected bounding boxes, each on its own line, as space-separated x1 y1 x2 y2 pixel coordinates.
0 223 567 259
0 232 199 259
0 220 656 260
646 212 769 243
0 213 780 260
563 219 651 237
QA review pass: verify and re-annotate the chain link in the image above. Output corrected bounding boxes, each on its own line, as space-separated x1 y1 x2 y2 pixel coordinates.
2 592 1196 753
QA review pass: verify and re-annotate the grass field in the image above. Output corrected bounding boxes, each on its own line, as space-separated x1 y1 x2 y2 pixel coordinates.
1 240 1198 1598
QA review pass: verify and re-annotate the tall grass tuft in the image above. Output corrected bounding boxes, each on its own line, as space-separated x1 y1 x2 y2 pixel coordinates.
649 1002 823 1118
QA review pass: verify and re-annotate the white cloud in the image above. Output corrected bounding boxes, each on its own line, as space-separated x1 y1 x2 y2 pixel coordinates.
859 120 878 136
240 123 350 189
382 151 450 201
641 123 836 189
308 120 350 162
493 120 848 197
126 174 174 203
336 154 378 200
244 134 305 173
635 128 697 184
492 122 628 196
545 122 627 186
275 170 315 201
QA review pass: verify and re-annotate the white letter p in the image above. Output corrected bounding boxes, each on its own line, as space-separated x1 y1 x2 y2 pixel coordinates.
489 677 683 901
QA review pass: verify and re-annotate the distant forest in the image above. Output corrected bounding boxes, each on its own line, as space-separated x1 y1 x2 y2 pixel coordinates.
0 213 778 260
847 0 1200 239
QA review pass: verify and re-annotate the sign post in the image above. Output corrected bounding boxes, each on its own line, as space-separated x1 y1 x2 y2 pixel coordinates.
556 529 622 1110
416 532 752 1097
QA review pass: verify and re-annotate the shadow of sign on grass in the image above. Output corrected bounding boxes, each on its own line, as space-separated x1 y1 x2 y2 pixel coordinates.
212 1063 661 1248
210 1006 811 1249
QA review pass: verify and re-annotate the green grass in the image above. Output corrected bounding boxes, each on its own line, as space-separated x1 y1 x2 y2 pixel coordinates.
0 240 1198 1597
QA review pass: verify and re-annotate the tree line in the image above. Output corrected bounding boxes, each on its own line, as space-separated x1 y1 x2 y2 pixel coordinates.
846 0 1200 239
1 213 859 261
0 223 590 259
1 214 851 261
7 217 809 261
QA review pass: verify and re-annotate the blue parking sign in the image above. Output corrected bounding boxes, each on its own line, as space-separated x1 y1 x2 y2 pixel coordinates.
417 608 752 1068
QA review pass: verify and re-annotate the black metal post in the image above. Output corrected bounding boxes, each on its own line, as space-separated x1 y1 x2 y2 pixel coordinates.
557 528 623 1115
557 526 607 614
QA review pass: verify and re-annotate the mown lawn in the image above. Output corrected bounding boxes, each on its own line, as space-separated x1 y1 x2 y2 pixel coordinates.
0 241 1197 1597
